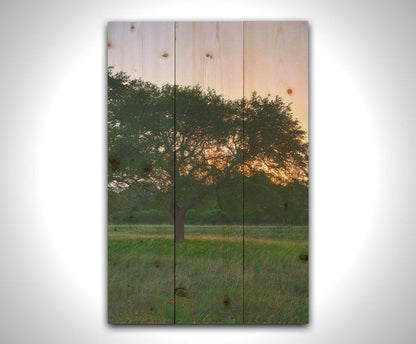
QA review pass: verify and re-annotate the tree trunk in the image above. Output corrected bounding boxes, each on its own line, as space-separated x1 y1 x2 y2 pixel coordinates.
175 208 186 242
170 192 208 242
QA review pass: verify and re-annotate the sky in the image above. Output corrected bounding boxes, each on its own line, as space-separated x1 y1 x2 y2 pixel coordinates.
108 21 308 132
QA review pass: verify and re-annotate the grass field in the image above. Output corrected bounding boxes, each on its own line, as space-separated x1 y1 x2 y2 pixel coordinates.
108 225 308 324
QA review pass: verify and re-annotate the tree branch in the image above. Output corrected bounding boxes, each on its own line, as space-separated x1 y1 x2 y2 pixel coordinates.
183 191 208 212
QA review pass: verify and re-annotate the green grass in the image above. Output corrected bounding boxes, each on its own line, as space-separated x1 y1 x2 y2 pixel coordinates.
108 225 308 324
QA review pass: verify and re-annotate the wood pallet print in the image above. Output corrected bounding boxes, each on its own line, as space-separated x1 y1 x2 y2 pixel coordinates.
107 21 308 324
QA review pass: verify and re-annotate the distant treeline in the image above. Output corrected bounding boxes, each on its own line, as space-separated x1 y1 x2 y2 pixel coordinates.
109 174 308 226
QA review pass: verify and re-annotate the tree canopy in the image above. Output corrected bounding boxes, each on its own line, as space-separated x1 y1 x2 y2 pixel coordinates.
108 68 308 241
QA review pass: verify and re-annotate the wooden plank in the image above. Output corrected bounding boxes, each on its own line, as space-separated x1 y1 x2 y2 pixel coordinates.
107 22 175 324
243 21 309 324
174 21 244 324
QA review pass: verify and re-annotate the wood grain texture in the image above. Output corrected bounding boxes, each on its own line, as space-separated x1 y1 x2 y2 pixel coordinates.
244 21 308 131
176 22 243 100
108 21 308 324
107 22 175 324
175 22 244 323
108 22 174 87
243 21 309 324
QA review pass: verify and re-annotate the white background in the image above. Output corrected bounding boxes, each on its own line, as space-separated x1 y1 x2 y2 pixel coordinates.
1 0 415 343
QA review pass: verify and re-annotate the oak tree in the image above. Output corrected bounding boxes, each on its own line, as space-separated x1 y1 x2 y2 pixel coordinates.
108 69 308 241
